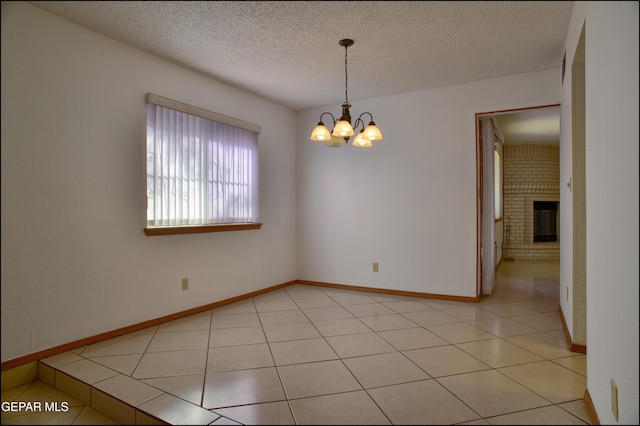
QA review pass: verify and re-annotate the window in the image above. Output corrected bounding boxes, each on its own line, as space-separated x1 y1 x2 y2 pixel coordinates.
494 148 502 220
145 94 261 235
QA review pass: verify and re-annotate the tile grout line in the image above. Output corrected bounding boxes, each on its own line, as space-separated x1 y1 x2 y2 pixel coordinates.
16 262 588 425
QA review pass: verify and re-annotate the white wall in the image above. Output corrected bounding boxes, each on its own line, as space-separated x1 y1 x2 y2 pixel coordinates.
568 2 638 424
559 0 583 343
296 71 560 298
1 2 297 362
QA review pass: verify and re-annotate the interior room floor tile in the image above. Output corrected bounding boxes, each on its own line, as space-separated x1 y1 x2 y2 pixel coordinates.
485 404 588 425
202 367 286 408
289 390 391 425
479 302 538 317
254 299 300 313
377 326 449 350
269 337 338 366
498 360 587 403
344 303 396 317
211 300 256 315
263 321 321 342
557 399 592 424
146 329 209 352
325 332 396 358
141 373 204 405
455 338 545 368
79 334 154 358
138 392 220 425
293 297 339 309
469 317 542 337
342 352 430 388
403 345 491 377
213 401 295 425
381 300 434 313
367 379 481 424
210 312 261 329
311 317 371 336
206 343 274 373
508 312 564 331
252 290 292 302
357 313 419 332
258 309 309 325
132 349 207 379
209 325 266 347
55 359 120 385
402 309 462 327
331 294 378 306
277 360 361 399
425 321 497 344
92 374 163 407
552 354 587 376
8 260 592 425
286 288 328 300
437 369 551 418
301 306 354 321
439 305 502 321
504 332 581 359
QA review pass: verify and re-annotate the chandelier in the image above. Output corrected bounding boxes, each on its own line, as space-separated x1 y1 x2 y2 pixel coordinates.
309 39 383 148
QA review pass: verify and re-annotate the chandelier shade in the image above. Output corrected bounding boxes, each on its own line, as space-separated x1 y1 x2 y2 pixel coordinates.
310 122 332 141
332 119 355 137
325 137 344 148
309 39 383 148
352 131 373 147
363 121 383 141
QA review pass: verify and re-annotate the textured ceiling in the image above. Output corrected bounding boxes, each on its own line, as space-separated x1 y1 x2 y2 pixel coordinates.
27 1 571 144
28 1 573 109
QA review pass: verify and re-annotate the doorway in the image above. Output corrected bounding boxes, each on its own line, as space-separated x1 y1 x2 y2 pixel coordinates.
476 105 561 297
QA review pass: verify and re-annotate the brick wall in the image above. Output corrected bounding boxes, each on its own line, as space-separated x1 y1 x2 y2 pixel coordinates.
502 145 560 260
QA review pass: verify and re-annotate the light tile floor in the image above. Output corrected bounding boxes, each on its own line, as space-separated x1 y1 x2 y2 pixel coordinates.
1 260 592 424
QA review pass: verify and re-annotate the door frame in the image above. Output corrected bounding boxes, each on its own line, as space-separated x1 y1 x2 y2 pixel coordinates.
475 105 561 298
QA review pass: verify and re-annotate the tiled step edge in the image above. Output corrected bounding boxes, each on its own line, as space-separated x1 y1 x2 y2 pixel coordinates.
37 361 169 425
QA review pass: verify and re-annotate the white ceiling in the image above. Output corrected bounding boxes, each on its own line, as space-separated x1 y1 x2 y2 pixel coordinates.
28 0 571 144
494 106 561 145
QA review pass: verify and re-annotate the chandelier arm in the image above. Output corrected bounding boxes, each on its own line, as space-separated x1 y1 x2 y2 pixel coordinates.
357 112 375 123
318 112 337 125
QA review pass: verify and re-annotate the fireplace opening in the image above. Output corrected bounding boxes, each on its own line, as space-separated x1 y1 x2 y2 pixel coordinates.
534 201 558 242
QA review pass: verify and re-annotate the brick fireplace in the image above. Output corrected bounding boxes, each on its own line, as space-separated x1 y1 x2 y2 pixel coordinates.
503 145 560 260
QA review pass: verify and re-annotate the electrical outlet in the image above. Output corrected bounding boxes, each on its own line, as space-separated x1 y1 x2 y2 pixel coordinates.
611 378 619 421
182 277 189 291
373 262 379 272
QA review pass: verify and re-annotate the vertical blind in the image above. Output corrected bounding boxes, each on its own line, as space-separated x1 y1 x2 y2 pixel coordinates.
146 97 259 227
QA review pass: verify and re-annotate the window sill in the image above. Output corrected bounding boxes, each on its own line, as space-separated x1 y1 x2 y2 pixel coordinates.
145 223 262 236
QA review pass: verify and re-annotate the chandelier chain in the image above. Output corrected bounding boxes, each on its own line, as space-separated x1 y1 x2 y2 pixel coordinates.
344 43 349 103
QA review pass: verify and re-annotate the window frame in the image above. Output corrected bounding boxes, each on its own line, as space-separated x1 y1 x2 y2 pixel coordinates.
144 94 262 236
494 147 503 221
